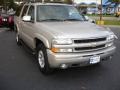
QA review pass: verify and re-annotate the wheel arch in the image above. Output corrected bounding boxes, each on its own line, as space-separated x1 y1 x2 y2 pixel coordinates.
34 36 50 49
14 23 19 32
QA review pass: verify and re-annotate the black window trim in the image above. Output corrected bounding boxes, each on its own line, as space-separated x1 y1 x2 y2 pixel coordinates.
20 4 30 18
27 5 35 21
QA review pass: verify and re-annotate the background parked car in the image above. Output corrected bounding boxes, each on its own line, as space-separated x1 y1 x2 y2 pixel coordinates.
0 10 14 30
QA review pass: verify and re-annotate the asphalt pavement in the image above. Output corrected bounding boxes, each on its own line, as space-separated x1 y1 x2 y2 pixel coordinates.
0 27 120 90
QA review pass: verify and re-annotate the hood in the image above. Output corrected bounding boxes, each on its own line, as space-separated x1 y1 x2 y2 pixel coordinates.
36 21 112 39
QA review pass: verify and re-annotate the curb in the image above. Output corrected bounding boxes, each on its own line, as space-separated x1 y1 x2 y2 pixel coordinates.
103 25 120 28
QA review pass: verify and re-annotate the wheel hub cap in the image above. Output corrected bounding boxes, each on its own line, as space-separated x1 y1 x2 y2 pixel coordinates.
38 50 45 68
16 34 18 42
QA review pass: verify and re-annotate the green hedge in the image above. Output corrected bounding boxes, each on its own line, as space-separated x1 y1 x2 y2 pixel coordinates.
87 14 114 17
103 20 120 25
96 20 120 25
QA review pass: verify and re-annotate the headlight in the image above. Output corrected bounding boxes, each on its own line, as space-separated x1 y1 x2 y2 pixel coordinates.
51 38 73 53
52 38 72 45
107 34 115 41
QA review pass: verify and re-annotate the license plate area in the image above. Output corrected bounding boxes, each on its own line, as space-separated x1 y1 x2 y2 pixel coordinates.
90 55 100 64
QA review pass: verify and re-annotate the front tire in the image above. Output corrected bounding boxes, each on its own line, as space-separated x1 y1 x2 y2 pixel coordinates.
14 25 17 32
16 33 21 46
36 44 53 74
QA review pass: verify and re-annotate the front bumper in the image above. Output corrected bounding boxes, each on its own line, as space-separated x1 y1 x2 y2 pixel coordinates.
47 46 116 68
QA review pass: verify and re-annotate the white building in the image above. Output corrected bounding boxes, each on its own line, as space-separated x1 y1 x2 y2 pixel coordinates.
74 0 101 5
116 4 120 12
74 0 102 14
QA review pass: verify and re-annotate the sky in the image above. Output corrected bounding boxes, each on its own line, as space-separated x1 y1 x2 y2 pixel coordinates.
103 0 108 4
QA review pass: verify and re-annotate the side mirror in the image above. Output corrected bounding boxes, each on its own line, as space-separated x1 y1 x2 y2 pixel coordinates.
91 20 95 23
84 16 89 21
22 15 31 22
89 18 95 23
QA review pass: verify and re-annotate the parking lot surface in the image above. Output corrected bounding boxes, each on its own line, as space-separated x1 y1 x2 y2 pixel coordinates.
0 27 120 90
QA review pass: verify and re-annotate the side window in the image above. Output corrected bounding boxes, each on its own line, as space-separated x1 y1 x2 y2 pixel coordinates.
16 4 24 16
28 6 35 21
21 5 28 18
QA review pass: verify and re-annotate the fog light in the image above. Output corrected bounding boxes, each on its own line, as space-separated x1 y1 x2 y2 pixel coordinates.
60 64 68 69
109 56 112 60
106 43 113 47
59 48 72 52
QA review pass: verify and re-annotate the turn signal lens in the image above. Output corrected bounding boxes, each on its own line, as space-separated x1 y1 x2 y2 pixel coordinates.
51 48 73 53
51 48 59 53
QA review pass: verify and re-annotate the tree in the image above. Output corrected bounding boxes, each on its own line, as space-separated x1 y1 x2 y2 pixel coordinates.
108 0 120 3
0 0 16 10
112 0 120 3
0 0 4 5
8 0 15 9
64 0 73 4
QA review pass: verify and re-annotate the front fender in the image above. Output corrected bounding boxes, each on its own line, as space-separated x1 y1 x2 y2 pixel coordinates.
34 33 51 49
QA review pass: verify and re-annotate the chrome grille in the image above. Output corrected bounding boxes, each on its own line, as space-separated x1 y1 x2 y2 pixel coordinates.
74 44 105 51
74 37 106 44
73 37 107 52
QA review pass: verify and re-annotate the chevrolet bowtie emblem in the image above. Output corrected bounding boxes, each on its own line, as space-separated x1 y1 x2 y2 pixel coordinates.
91 43 97 47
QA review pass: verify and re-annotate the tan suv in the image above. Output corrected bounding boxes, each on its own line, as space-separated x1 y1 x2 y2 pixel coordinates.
15 3 116 74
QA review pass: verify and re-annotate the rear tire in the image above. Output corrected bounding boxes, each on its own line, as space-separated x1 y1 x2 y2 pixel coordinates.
36 44 53 74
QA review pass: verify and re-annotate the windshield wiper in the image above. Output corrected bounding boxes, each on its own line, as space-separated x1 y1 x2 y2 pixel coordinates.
39 19 64 21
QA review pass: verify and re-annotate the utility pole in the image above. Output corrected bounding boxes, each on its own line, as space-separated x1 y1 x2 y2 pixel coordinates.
100 0 102 21
97 0 104 25
42 0 44 3
96 0 97 15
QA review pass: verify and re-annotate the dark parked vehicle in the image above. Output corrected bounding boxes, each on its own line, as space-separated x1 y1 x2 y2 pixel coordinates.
0 11 14 30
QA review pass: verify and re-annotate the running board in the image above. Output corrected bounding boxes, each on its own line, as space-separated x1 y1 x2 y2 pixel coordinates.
20 40 36 55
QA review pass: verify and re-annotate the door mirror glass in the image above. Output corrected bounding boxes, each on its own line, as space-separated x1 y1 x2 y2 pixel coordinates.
84 16 89 21
22 15 31 22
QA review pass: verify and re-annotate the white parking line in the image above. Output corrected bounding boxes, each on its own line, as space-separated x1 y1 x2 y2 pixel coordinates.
0 30 5 33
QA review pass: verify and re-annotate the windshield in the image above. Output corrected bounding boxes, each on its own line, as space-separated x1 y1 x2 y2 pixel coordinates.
37 5 84 21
